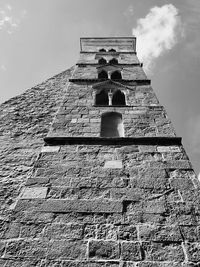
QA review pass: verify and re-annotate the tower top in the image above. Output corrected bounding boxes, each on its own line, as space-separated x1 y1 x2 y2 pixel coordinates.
80 37 136 52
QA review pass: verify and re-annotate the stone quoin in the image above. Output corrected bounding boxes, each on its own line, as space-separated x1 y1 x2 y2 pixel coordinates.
0 37 200 266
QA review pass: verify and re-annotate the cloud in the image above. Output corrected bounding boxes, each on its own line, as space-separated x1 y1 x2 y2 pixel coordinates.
0 4 26 34
132 4 184 73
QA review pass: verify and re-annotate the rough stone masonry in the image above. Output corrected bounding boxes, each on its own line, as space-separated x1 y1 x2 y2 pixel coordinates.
0 37 200 266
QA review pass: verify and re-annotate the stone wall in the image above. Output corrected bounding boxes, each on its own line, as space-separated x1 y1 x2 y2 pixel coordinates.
1 143 199 266
0 67 74 244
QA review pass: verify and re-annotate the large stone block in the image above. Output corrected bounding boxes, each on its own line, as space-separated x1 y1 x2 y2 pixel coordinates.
88 240 120 259
38 199 123 213
121 241 142 261
47 240 87 260
21 187 48 199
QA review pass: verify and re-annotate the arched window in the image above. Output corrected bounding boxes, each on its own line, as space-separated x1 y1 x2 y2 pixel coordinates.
100 112 124 137
111 71 122 80
99 48 106 52
109 58 118 65
98 70 108 79
112 90 126 106
109 49 116 52
96 90 109 106
98 58 107 65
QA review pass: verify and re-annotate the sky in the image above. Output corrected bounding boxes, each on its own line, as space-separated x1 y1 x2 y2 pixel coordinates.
1 0 200 175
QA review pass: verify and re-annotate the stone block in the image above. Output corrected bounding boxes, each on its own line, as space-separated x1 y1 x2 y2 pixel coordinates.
21 187 48 199
5 240 48 259
185 243 200 262
47 240 87 260
41 146 60 153
88 240 119 259
121 241 142 261
104 160 123 169
118 225 137 241
97 224 118 240
139 225 182 242
38 199 123 213
44 223 83 240
143 242 185 261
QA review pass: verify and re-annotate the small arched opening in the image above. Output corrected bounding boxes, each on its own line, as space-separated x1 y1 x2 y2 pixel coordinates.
112 90 126 106
98 58 107 65
99 48 106 52
100 112 124 137
109 58 118 65
96 90 109 106
109 49 116 52
98 70 108 79
111 71 122 80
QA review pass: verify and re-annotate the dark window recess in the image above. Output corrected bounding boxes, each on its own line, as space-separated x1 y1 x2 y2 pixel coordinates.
109 49 116 52
99 58 107 65
99 48 106 52
101 112 124 137
96 90 109 106
111 71 122 80
109 58 118 65
112 90 126 106
98 70 108 79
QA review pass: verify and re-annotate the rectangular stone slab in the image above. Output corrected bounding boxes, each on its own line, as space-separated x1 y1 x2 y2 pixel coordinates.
38 199 123 213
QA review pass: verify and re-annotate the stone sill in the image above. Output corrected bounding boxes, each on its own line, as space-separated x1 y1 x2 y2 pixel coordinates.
44 136 182 146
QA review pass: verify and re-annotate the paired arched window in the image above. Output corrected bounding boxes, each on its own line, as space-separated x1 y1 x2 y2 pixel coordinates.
112 90 126 106
98 58 107 65
95 89 126 106
109 49 116 52
100 112 124 137
95 90 109 106
111 71 122 80
109 58 118 65
98 70 108 79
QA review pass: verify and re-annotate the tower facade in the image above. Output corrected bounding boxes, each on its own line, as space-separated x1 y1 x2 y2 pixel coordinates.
1 38 200 266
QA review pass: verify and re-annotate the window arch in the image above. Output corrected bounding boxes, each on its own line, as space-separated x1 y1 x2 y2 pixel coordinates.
99 48 106 52
98 58 107 65
98 70 108 79
111 71 122 80
100 112 124 137
112 90 126 106
95 90 109 106
109 58 118 65
109 49 116 52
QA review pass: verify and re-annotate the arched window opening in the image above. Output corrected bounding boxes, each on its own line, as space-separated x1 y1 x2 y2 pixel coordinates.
111 71 122 80
101 112 124 137
109 58 118 65
109 49 116 52
98 70 108 79
98 58 107 65
112 90 126 106
99 48 106 52
96 90 109 106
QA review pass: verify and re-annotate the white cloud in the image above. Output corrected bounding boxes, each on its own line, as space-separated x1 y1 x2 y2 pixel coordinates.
0 4 26 34
132 4 184 73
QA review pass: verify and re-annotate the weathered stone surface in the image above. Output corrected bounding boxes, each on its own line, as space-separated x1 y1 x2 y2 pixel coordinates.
38 199 123 213
88 240 120 259
41 146 60 153
121 242 142 261
104 160 123 169
21 187 48 199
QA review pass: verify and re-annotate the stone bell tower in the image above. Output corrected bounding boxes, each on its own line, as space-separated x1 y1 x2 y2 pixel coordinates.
2 37 200 266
